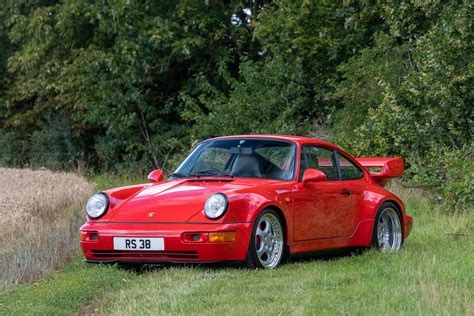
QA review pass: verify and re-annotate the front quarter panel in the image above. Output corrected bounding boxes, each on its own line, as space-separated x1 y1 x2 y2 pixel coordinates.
87 183 150 222
187 183 293 238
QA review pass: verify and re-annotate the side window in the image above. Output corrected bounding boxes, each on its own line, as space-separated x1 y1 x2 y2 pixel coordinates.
336 153 364 180
299 146 338 181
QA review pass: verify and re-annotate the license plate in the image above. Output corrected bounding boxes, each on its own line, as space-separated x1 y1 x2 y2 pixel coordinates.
113 237 164 251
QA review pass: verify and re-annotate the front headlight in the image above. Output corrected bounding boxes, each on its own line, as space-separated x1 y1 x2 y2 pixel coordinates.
204 193 228 219
86 193 109 219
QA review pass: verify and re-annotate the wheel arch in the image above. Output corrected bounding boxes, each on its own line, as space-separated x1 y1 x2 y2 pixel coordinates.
379 199 405 239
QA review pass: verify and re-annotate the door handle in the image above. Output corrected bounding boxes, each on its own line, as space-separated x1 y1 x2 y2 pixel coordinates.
340 189 352 196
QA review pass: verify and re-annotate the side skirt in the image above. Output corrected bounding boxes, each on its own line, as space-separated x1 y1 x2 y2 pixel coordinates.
289 219 374 254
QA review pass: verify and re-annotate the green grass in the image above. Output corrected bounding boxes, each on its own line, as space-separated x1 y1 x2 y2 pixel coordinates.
1 186 472 315
0 260 138 315
88 172 148 192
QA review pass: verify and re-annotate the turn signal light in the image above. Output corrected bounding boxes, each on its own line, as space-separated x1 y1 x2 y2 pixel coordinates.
209 231 236 243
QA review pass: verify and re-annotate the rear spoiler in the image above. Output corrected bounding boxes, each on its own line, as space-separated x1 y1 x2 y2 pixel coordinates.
355 157 404 186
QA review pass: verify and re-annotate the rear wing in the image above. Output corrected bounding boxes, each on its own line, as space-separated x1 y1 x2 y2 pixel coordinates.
355 157 404 186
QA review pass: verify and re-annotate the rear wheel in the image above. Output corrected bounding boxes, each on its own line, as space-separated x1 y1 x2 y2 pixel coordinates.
372 203 403 251
245 209 285 269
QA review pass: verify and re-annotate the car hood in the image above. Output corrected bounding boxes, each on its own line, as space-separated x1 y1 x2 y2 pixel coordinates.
106 178 280 223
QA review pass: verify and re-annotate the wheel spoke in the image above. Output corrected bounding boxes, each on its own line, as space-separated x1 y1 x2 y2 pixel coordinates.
263 220 271 234
256 243 266 257
377 222 383 246
264 249 272 262
383 220 390 247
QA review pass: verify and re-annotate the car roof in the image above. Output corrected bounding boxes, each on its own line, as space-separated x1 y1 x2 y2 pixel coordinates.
208 134 337 148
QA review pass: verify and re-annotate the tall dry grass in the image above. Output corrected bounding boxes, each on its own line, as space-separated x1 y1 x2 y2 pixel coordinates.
0 168 93 290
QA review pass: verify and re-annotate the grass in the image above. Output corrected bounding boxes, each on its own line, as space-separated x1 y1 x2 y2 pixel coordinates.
94 186 473 315
0 260 138 315
0 168 93 291
88 172 148 193
0 180 472 315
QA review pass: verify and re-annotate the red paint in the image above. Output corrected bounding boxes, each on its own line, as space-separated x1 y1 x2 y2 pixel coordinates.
147 169 165 183
80 135 412 263
302 168 327 183
355 157 404 186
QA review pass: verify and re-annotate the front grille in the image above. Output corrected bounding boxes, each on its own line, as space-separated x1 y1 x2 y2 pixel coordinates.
91 250 198 259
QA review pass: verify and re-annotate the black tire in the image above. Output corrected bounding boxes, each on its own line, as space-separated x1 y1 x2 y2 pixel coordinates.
371 202 403 251
245 209 286 269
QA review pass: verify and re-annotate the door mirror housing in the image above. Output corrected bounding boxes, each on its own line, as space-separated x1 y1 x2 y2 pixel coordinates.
147 169 164 183
302 168 327 184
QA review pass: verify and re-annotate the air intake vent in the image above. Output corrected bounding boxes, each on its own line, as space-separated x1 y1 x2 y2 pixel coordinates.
91 250 198 259
187 179 233 183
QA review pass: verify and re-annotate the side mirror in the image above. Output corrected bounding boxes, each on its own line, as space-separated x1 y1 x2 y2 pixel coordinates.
302 168 327 185
147 169 164 183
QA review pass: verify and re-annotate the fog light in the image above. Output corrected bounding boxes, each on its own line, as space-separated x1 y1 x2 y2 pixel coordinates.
209 231 236 242
80 231 99 241
182 232 205 243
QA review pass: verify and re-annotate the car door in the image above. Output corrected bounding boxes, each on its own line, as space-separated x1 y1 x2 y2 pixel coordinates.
292 145 360 241
332 151 366 237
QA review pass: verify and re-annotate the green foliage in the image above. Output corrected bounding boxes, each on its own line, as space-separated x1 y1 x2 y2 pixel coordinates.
30 111 85 170
1 0 263 171
438 149 474 210
332 0 473 209
0 0 472 209
185 0 384 137
409 148 474 210
0 0 58 80
0 131 27 167
183 57 313 136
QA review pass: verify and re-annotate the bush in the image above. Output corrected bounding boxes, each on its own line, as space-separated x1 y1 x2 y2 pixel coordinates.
432 148 473 211
331 1 473 210
0 131 27 167
30 112 83 170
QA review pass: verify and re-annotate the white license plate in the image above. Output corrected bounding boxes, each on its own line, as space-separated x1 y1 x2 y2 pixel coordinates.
113 237 164 251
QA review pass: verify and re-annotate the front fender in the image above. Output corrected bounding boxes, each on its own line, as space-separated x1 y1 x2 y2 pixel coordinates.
187 190 292 224
86 183 150 222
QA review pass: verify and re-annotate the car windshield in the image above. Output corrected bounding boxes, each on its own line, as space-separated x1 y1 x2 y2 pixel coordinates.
172 138 297 181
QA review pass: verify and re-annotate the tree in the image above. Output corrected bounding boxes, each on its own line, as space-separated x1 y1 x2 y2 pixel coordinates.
1 0 266 171
186 0 384 138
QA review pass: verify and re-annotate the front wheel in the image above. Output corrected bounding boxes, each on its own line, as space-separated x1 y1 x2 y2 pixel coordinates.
245 209 285 269
372 203 403 251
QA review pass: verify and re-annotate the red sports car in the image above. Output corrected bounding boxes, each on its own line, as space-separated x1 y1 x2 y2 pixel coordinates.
80 135 413 269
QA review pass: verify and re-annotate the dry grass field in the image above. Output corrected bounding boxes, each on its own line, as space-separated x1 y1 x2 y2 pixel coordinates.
0 168 93 290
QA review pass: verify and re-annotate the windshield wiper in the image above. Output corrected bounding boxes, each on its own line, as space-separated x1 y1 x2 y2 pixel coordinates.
170 172 197 178
194 169 233 178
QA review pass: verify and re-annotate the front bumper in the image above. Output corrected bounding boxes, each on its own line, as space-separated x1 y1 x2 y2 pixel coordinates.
80 222 252 263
